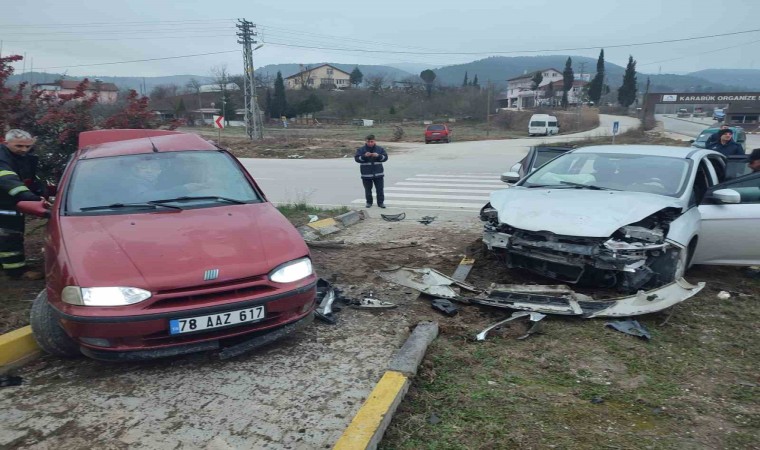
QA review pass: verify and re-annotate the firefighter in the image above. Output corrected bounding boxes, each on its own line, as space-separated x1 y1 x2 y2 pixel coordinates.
0 129 48 280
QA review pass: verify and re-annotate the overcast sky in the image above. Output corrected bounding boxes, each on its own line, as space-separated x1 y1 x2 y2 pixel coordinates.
2 0 759 78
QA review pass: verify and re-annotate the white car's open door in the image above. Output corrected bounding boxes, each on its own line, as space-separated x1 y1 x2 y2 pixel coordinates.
694 172 760 265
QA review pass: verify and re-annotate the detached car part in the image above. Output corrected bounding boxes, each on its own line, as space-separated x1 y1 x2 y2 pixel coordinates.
475 311 546 341
376 267 480 300
472 278 705 318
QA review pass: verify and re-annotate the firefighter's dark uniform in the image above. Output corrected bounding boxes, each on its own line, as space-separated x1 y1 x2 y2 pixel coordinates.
0 144 43 277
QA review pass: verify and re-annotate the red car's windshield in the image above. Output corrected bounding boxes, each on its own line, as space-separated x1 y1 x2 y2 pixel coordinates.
65 151 261 214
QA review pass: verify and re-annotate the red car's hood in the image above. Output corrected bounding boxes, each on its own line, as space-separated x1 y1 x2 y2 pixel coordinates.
59 203 308 291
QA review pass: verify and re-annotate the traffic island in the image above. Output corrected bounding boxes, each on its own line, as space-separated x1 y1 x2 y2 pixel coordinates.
333 321 439 450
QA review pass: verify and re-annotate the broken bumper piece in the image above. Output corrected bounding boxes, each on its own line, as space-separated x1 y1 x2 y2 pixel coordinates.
375 267 480 300
472 278 705 318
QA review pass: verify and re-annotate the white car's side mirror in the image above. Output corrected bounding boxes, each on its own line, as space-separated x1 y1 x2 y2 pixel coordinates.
501 171 521 183
711 188 741 204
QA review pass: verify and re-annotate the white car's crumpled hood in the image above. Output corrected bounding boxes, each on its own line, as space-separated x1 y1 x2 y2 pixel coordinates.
489 188 682 238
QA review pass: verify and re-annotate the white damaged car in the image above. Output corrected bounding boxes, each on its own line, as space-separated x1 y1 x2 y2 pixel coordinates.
481 145 760 301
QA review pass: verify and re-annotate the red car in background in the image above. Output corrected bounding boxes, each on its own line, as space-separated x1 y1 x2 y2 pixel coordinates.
26 130 316 361
424 124 452 144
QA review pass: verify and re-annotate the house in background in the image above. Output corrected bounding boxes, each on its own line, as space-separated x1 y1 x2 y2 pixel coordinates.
285 64 351 90
32 79 119 104
506 68 563 109
539 79 589 106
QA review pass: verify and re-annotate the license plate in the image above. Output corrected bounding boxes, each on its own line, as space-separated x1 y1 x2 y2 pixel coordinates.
169 305 266 335
432 132 440 135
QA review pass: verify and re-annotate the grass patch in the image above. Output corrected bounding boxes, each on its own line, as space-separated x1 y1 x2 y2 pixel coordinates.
380 265 760 449
276 202 349 227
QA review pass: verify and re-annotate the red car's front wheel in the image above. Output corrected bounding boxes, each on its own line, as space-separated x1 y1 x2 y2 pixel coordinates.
30 290 81 358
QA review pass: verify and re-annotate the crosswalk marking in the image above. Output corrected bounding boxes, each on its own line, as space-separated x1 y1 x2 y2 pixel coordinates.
384 193 490 201
385 187 495 194
351 172 504 211
397 182 505 189
415 174 497 179
407 177 502 184
350 199 484 209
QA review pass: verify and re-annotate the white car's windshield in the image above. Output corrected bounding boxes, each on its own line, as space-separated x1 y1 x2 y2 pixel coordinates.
67 151 261 213
522 152 691 197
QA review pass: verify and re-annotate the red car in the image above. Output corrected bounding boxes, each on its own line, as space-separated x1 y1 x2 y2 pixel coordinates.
424 124 452 144
26 130 317 360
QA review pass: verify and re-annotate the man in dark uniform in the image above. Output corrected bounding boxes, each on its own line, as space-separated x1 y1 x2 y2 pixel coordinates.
0 130 48 280
707 129 744 156
354 134 389 208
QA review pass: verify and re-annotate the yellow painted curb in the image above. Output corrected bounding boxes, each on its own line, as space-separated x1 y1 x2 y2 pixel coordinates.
0 326 40 369
333 370 410 450
308 218 338 230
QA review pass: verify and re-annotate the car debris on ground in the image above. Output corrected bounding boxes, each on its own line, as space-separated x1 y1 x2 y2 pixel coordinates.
351 297 397 309
381 213 406 222
315 278 339 324
375 267 480 301
418 216 437 225
475 311 546 341
605 319 652 340
431 298 458 316
471 278 705 318
0 375 23 388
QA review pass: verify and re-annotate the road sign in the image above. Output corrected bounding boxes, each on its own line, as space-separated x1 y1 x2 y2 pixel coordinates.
612 121 620 135
213 115 225 129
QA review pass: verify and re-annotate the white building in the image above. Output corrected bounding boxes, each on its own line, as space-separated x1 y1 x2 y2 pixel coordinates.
506 68 563 109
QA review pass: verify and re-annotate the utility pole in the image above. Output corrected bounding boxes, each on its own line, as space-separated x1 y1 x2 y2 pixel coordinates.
237 19 263 140
486 80 491 138
577 62 587 129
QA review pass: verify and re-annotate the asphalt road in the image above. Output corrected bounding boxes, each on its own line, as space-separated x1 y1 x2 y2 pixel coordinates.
657 114 760 149
241 114 641 219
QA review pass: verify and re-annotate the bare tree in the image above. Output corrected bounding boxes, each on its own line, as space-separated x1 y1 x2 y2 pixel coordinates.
296 64 313 89
210 65 230 92
184 78 203 111
228 74 246 92
149 84 180 100
366 74 386 95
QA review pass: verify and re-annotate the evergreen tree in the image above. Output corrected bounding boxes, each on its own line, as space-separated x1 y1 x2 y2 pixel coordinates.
349 66 364 88
561 57 574 109
265 89 273 118
531 71 543 90
389 105 397 115
545 82 555 106
472 74 479 88
618 55 638 107
175 98 186 118
462 71 469 87
272 71 288 118
588 49 605 105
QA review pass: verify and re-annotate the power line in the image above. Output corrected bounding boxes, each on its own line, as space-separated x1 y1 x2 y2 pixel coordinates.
0 18 236 28
33 50 240 70
262 28 760 55
3 34 236 43
639 38 760 67
21 26 760 72
0 26 236 36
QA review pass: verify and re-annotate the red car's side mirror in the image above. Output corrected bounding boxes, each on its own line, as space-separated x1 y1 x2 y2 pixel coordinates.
16 200 50 218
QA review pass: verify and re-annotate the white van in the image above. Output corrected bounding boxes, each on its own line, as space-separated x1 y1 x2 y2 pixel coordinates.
528 114 559 136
